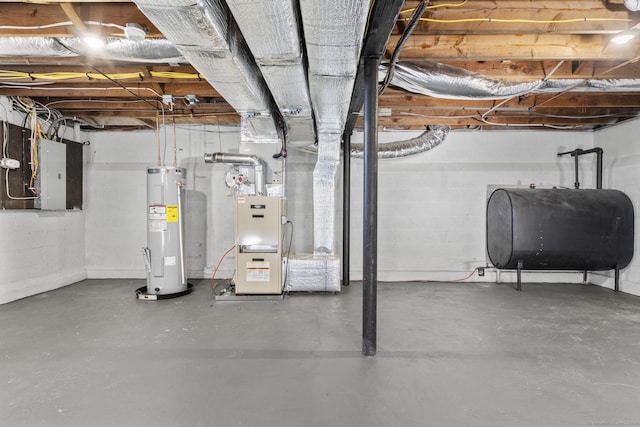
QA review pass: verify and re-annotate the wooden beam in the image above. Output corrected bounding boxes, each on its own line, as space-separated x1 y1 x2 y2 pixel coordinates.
377 89 640 109
369 115 622 127
397 1 633 35
392 34 640 61
59 3 89 35
0 3 161 38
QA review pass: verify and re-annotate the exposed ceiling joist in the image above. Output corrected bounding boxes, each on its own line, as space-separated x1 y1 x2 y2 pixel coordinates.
1 0 639 131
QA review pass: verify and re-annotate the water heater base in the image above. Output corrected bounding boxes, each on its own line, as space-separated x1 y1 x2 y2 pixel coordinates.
135 283 194 301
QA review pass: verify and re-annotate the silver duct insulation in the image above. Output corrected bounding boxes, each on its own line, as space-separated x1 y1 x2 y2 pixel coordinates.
351 125 451 159
134 0 279 141
312 132 341 255
226 0 315 146
286 254 340 292
300 0 370 258
384 62 542 100
0 37 185 63
281 0 369 290
385 61 640 99
204 152 267 196
301 0 370 133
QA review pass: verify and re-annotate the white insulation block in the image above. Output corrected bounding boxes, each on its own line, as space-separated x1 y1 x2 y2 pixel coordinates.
286 254 340 292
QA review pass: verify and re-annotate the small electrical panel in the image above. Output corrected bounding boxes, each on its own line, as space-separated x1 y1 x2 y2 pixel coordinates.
35 138 66 210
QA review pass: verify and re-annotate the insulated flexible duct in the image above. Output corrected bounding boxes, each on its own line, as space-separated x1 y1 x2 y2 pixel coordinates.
384 61 640 99
350 125 450 159
0 37 185 63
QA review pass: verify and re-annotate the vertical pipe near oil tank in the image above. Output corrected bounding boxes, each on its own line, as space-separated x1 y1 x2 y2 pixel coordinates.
342 130 351 288
363 57 379 357
596 149 603 190
574 154 580 189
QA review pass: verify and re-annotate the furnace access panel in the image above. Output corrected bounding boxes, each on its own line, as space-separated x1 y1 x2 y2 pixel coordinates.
235 195 282 294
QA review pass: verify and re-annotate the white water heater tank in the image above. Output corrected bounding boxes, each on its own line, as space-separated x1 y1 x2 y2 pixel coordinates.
145 166 187 295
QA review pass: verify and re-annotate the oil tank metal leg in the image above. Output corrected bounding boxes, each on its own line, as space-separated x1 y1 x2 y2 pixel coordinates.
614 266 620 292
516 260 524 291
583 270 588 284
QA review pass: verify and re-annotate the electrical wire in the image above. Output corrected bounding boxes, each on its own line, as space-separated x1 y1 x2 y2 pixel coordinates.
424 268 478 283
0 70 204 82
401 0 468 12
399 1 630 24
172 116 177 167
411 17 631 24
90 66 161 112
478 61 567 129
379 1 428 96
0 85 163 97
0 20 126 31
378 268 479 284
209 245 237 290
281 221 294 293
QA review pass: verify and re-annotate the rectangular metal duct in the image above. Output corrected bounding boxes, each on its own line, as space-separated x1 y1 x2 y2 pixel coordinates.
133 0 279 141
286 0 370 291
225 0 315 146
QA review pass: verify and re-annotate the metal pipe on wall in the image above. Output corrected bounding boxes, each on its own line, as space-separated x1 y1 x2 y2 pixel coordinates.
596 148 603 190
342 130 351 287
362 57 379 357
203 152 267 196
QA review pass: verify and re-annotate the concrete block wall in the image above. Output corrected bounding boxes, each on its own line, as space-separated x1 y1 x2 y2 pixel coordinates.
86 125 602 287
347 129 595 283
0 97 87 304
592 118 640 296
85 126 318 281
86 126 237 279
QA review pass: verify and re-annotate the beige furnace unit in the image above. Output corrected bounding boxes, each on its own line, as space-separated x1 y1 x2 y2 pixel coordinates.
235 195 283 294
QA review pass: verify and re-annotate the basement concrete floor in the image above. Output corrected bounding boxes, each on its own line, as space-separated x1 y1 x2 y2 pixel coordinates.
1 280 640 426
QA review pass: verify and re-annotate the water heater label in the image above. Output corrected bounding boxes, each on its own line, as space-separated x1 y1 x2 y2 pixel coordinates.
149 205 166 217
164 256 176 266
246 262 270 282
148 205 167 231
166 205 178 222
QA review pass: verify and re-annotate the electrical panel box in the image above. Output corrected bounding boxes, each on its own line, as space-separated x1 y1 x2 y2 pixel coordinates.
35 138 66 210
235 195 282 294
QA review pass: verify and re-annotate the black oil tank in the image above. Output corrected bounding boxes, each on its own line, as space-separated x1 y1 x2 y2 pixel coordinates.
487 188 634 270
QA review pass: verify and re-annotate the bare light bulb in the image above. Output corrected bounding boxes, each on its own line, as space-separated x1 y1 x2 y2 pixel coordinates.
611 33 635 44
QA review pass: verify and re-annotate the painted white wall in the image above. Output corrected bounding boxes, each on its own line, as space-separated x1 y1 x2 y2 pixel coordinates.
85 125 602 286
0 97 87 304
592 117 640 296
348 129 595 283
86 125 236 279
84 125 314 280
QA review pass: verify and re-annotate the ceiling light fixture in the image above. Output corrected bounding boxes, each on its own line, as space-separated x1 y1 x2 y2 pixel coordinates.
124 23 146 41
624 0 640 11
611 32 636 44
81 35 105 49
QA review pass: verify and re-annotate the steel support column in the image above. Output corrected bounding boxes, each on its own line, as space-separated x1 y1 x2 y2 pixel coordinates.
362 56 379 357
342 131 352 288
